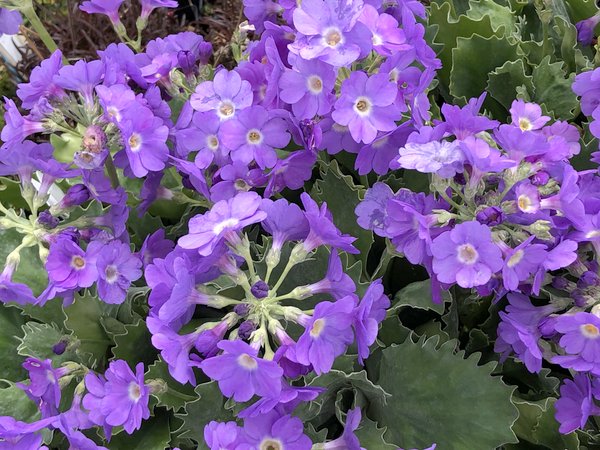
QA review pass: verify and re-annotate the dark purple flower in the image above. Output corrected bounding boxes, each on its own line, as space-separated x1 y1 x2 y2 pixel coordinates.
301 192 359 254
576 13 600 45
552 312 600 376
332 71 400 144
83 360 150 436
296 296 356 374
354 279 389 364
200 340 283 402
476 206 504 226
90 240 142 304
79 0 124 23
555 374 598 434
431 221 503 288
179 192 267 256
46 238 98 290
220 106 291 169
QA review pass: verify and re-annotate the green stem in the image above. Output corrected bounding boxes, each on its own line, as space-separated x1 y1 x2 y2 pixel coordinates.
271 257 297 295
22 6 65 61
104 154 120 189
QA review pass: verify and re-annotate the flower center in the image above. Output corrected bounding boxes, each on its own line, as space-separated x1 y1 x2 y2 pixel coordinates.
581 323 600 339
71 255 86 270
129 133 142 152
107 106 121 121
234 179 250 191
372 33 383 46
507 249 524 268
128 382 142 402
246 129 263 145
218 101 235 119
260 439 283 450
518 118 532 131
207 135 219 151
457 243 479 265
105 265 119 283
212 217 240 235
310 318 326 338
586 229 600 239
353 96 372 116
307 75 323 94
237 353 258 370
323 28 343 47
517 195 534 213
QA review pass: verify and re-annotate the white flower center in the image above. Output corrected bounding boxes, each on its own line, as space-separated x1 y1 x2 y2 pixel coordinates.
372 33 383 46
217 100 235 120
507 249 524 268
260 439 283 450
128 133 142 152
323 27 344 48
457 243 479 265
128 382 142 402
107 106 121 122
105 265 119 283
207 135 219 151
353 96 372 117
71 255 86 270
518 118 532 131
310 318 326 338
246 129 263 145
307 75 323 94
237 353 258 370
517 194 534 213
586 230 600 239
212 217 240 235
581 323 600 339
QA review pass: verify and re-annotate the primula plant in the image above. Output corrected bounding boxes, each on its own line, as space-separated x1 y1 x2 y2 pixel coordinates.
2 0 600 448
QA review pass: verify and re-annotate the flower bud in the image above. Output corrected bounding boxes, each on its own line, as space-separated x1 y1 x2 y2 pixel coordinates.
37 211 59 229
61 184 91 208
251 280 269 299
238 321 257 340
82 125 106 154
476 206 505 226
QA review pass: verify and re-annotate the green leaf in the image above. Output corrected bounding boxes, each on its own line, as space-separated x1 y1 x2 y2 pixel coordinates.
18 322 78 366
174 382 235 448
312 160 373 267
374 337 518 449
354 417 398 450
391 279 450 315
111 319 156 367
0 380 39 421
145 358 197 411
530 56 578 120
108 412 171 450
0 304 26 380
63 291 114 368
0 177 29 209
487 60 535 111
466 0 516 34
51 133 82 163
0 228 48 296
449 34 519 103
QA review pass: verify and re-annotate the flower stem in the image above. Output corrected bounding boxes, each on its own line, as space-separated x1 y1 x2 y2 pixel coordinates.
104 154 120 189
22 6 65 62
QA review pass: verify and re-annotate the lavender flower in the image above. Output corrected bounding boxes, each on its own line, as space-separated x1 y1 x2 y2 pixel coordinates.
236 410 312 449
0 8 22 35
397 139 464 177
83 360 150 436
576 13 600 45
354 279 389 364
332 71 400 144
552 312 600 376
555 375 599 434
45 238 98 290
190 69 253 121
509 99 550 131
79 0 124 23
141 0 178 18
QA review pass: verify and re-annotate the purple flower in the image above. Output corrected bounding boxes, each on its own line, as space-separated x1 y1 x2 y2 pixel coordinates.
296 295 356 374
96 84 136 124
45 238 98 290
552 312 600 376
291 0 372 66
141 0 178 18
355 122 413 175
397 139 464 177
90 240 142 304
200 340 283 402
260 198 309 252
509 99 550 131
190 112 228 169
0 263 37 306
354 279 389 364
555 375 598 434
332 71 400 144
279 58 336 119
220 106 291 169
319 117 362 155
359 5 407 56
116 104 169 177
494 293 555 373
79 0 124 23
573 68 600 116
243 0 283 33
179 192 267 256
264 150 316 196
298 250 356 299
322 407 363 449
17 358 69 418
236 410 312 449
301 192 359 254
83 360 150 436
501 237 547 292
53 60 104 106
17 50 64 110
190 69 253 121
576 13 600 45
204 421 242 450
0 8 22 35
431 221 503 288
1 99 45 148
355 182 394 237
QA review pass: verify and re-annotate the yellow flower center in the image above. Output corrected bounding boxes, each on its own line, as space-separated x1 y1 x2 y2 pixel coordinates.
260 439 282 450
310 318 326 338
129 133 142 151
237 353 258 370
518 118 532 131
71 255 86 270
581 323 600 339
457 243 479 265
307 75 323 94
507 249 524 268
324 28 343 47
